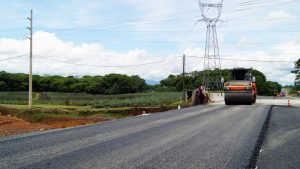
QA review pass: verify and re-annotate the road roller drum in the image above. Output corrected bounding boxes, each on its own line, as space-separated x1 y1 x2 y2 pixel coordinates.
223 68 257 105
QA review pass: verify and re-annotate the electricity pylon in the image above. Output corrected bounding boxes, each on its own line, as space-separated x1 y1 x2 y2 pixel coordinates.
198 0 223 91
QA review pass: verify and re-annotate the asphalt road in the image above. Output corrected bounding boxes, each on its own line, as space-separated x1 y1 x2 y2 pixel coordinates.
257 106 300 169
0 103 271 169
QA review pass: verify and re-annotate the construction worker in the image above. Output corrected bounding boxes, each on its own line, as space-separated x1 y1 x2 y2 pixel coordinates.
245 72 251 81
196 85 205 104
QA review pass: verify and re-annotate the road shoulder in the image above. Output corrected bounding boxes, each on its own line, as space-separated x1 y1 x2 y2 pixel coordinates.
0 115 54 137
257 106 300 169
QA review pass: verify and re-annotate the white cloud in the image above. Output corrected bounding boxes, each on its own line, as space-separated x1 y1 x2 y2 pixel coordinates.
236 38 261 47
0 31 182 81
0 31 297 85
265 10 297 25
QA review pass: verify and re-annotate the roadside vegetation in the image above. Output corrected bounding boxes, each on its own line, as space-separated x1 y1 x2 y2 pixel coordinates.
0 92 182 107
0 92 183 128
290 58 300 95
0 72 147 94
0 71 186 128
0 69 282 96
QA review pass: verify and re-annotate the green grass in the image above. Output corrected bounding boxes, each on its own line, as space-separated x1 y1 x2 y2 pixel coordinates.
0 92 33 105
0 104 131 122
0 92 182 107
0 92 184 124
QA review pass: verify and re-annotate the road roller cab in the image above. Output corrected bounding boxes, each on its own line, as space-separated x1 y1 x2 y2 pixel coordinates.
223 68 257 105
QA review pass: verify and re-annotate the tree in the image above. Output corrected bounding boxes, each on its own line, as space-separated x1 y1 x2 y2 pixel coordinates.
252 69 267 95
291 58 300 90
0 71 147 95
159 69 281 96
160 75 178 88
264 81 282 96
99 74 146 94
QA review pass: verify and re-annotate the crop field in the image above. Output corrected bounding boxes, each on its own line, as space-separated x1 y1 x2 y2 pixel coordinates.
0 92 182 107
0 92 183 128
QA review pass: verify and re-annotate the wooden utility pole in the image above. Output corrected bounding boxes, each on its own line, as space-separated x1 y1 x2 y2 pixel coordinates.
27 10 33 109
182 54 186 101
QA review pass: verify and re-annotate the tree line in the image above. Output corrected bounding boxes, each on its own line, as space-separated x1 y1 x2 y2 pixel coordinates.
155 69 282 96
0 71 147 95
0 69 282 96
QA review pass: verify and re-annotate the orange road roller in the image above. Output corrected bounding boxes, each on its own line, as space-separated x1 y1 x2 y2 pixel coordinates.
223 68 257 105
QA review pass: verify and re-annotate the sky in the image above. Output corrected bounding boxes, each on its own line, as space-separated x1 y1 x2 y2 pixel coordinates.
0 0 299 85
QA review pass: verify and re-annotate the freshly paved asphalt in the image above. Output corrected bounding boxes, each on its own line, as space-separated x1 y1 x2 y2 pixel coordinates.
257 106 300 169
0 103 271 169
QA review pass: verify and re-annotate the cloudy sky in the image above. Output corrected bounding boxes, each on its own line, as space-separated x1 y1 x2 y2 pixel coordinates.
0 0 299 85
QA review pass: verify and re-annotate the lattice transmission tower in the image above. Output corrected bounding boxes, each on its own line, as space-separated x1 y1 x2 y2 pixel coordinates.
198 0 223 91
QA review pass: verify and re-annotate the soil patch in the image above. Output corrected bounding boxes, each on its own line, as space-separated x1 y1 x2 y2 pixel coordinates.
0 105 178 137
42 116 111 128
0 115 54 137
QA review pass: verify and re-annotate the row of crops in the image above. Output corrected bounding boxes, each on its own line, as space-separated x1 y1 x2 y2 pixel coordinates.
0 92 182 107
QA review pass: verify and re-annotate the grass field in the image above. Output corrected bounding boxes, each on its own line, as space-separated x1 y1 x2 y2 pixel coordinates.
0 92 184 128
0 92 182 107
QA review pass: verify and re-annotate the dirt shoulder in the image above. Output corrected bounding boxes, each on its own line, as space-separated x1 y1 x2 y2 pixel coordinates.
0 115 54 137
0 104 178 137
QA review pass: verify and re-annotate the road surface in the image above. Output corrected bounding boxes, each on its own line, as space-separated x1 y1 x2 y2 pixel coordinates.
257 106 300 169
0 101 273 169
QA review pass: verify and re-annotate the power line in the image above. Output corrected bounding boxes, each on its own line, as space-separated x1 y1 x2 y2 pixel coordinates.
0 0 297 31
226 17 299 21
0 1 297 33
21 1 267 22
34 50 300 60
30 36 300 46
235 0 264 5
222 0 296 14
33 27 300 33
186 55 297 63
0 53 296 69
0 54 28 61
225 0 287 8
34 54 181 68
31 1 297 31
